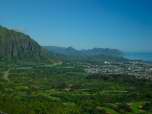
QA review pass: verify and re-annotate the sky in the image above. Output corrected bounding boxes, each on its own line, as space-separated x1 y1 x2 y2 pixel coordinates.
0 0 152 52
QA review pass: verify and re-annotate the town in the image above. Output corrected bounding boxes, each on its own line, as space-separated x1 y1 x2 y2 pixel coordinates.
84 60 152 80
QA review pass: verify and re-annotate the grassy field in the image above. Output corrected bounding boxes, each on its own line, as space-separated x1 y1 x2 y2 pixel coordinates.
0 63 151 114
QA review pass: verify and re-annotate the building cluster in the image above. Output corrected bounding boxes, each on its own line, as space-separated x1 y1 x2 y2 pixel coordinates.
85 61 152 80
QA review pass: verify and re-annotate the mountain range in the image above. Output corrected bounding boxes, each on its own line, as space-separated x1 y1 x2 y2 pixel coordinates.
0 25 127 64
44 46 127 64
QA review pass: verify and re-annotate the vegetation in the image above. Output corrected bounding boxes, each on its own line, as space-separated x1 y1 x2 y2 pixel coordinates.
0 62 151 114
0 26 54 63
44 46 128 64
0 26 151 114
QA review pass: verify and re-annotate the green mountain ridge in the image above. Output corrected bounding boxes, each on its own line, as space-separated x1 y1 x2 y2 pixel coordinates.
0 26 51 63
0 25 127 64
44 46 128 64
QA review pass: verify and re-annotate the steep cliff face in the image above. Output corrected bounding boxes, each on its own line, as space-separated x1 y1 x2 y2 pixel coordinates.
0 26 48 62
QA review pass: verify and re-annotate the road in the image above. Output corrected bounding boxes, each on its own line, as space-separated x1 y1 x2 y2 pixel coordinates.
3 69 10 81
2 62 62 81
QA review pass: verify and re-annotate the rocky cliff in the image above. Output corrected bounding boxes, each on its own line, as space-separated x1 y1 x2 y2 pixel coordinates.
0 26 49 63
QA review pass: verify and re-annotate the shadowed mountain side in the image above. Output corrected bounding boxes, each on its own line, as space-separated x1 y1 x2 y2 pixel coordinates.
0 26 55 64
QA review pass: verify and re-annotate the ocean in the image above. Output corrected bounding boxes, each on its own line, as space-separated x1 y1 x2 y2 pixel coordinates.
125 52 152 62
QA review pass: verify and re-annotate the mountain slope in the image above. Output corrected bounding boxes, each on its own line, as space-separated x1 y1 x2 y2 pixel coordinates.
44 46 127 63
0 26 50 63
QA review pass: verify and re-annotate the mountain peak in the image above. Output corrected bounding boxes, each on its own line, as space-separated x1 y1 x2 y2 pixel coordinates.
0 26 50 63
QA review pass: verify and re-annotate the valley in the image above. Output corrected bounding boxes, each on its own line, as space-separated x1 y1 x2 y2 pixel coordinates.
1 0 152 113
0 62 151 114
0 26 151 114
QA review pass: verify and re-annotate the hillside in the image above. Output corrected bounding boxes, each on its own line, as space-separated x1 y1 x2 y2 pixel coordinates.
0 26 51 63
44 46 127 63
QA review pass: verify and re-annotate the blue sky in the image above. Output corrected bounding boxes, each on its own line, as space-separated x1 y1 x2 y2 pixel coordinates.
0 0 152 52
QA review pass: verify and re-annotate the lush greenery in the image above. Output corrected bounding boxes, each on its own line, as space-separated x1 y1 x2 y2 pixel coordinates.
0 62 151 114
44 46 127 64
0 26 53 63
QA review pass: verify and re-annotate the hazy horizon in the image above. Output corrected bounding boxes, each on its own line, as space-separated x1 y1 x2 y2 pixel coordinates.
43 45 152 53
1 0 152 52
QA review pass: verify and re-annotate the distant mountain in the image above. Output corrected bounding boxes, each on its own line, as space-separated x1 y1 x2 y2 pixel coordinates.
0 26 52 63
45 46 79 56
44 46 127 64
